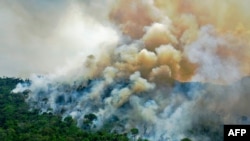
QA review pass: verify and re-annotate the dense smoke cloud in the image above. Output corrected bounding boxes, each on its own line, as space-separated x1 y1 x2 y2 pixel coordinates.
10 0 250 140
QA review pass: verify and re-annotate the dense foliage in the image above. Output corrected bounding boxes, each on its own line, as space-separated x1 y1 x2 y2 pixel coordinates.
0 77 194 141
0 77 129 141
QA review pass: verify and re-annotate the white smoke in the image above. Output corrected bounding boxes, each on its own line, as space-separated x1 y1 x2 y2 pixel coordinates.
185 25 242 83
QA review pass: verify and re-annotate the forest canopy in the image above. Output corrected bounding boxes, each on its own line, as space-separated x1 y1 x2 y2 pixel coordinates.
0 77 131 141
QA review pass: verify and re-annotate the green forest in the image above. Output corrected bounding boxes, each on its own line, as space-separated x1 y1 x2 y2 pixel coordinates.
0 77 132 141
0 77 193 141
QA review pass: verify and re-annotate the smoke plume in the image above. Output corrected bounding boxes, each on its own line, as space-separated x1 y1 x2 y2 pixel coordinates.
10 0 250 140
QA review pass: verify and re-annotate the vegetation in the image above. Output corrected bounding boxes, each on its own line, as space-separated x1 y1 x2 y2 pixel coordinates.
82 113 98 130
0 77 129 141
0 77 198 141
181 138 192 141
130 128 139 141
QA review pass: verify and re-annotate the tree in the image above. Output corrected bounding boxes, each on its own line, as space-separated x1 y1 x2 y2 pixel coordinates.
181 138 192 141
82 113 97 130
131 128 139 141
64 116 75 127
137 138 149 141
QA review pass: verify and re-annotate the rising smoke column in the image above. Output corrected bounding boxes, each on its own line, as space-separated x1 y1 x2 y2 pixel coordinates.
12 0 250 140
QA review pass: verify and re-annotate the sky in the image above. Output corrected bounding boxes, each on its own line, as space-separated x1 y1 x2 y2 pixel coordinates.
0 0 117 78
